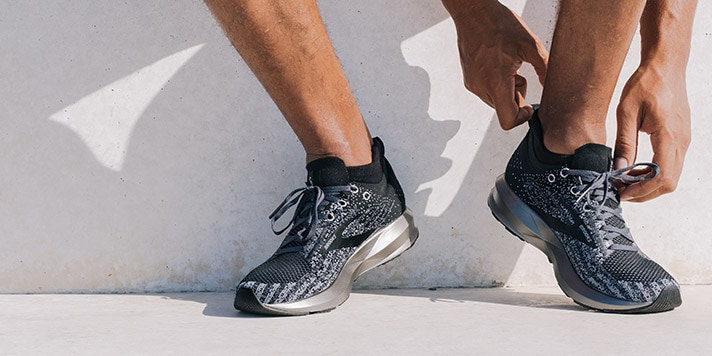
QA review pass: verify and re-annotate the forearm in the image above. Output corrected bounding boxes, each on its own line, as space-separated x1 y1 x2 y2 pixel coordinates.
639 0 697 72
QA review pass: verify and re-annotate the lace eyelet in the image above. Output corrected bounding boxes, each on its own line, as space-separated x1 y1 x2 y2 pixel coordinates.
560 168 569 178
362 191 371 200
570 186 580 196
349 185 359 193
338 200 348 207
325 212 335 221
582 203 593 212
547 174 556 183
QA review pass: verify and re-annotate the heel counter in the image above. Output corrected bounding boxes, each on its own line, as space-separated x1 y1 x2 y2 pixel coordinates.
372 137 406 212
383 156 406 211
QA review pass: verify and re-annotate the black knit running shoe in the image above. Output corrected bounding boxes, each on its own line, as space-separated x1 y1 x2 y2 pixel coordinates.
488 111 681 313
234 138 418 316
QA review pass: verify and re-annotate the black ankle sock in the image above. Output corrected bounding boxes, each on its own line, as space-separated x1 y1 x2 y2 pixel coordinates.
307 157 350 186
529 110 612 172
347 139 384 184
347 161 381 184
306 139 384 186
529 111 571 166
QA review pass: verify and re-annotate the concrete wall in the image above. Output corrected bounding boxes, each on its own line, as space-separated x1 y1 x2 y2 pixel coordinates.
2 0 711 293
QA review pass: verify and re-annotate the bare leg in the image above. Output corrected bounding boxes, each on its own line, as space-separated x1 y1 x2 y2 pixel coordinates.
539 0 646 154
205 0 372 166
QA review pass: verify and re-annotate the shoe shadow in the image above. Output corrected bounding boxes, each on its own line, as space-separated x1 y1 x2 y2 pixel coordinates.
161 286 581 320
156 292 247 318
354 288 582 312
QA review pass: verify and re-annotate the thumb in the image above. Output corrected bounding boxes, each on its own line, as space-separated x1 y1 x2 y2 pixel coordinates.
614 101 640 170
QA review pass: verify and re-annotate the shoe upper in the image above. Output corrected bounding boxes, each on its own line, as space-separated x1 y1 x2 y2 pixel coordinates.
504 113 678 303
238 138 406 305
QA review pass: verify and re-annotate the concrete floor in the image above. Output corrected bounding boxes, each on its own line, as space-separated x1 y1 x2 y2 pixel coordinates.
2 286 710 355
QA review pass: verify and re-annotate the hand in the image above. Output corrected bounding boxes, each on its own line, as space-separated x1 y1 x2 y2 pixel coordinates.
614 65 691 202
445 1 548 130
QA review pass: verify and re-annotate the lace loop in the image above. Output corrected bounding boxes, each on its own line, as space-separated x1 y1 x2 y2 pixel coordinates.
268 184 351 254
567 163 659 251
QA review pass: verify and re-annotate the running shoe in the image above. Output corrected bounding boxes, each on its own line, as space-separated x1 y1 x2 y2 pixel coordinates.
488 111 681 313
234 138 418 316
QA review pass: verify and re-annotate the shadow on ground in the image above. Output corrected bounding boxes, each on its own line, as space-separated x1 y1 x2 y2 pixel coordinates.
165 286 580 319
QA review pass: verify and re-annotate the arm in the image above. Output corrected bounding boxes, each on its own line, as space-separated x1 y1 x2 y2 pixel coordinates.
441 0 548 130
615 0 697 202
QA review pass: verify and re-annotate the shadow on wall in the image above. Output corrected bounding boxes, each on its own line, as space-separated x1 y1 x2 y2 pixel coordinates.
0 0 556 292
335 1 558 289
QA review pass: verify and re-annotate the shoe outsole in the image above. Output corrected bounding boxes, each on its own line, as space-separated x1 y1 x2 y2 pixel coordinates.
488 175 681 314
234 209 419 316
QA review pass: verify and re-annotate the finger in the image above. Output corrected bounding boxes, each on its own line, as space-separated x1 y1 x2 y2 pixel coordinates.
619 133 679 201
624 165 656 178
613 100 640 171
626 149 686 202
514 74 534 125
626 190 665 203
625 178 675 202
514 73 527 105
522 39 549 86
619 175 663 202
492 74 531 130
649 130 687 194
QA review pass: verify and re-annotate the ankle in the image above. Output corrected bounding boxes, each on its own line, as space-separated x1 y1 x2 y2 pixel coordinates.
305 138 373 167
538 110 606 155
541 127 605 155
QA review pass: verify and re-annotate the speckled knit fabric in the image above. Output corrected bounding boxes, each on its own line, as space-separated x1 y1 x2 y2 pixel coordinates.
235 138 406 307
502 112 678 304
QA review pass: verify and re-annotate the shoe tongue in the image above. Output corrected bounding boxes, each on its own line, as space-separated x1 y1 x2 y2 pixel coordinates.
306 157 350 187
571 144 612 173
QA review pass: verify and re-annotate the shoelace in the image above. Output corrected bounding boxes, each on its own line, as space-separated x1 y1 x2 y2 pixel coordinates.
269 184 352 254
566 163 660 252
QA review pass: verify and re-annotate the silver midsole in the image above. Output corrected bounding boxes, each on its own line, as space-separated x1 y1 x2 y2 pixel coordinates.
265 209 419 314
488 175 650 311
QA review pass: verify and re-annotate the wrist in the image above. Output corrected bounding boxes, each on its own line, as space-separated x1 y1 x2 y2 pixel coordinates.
631 63 688 96
639 53 688 77
442 0 498 22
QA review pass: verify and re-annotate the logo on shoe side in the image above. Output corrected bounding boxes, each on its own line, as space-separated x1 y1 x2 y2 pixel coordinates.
578 224 594 245
537 204 597 248
322 229 376 254
319 212 379 254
